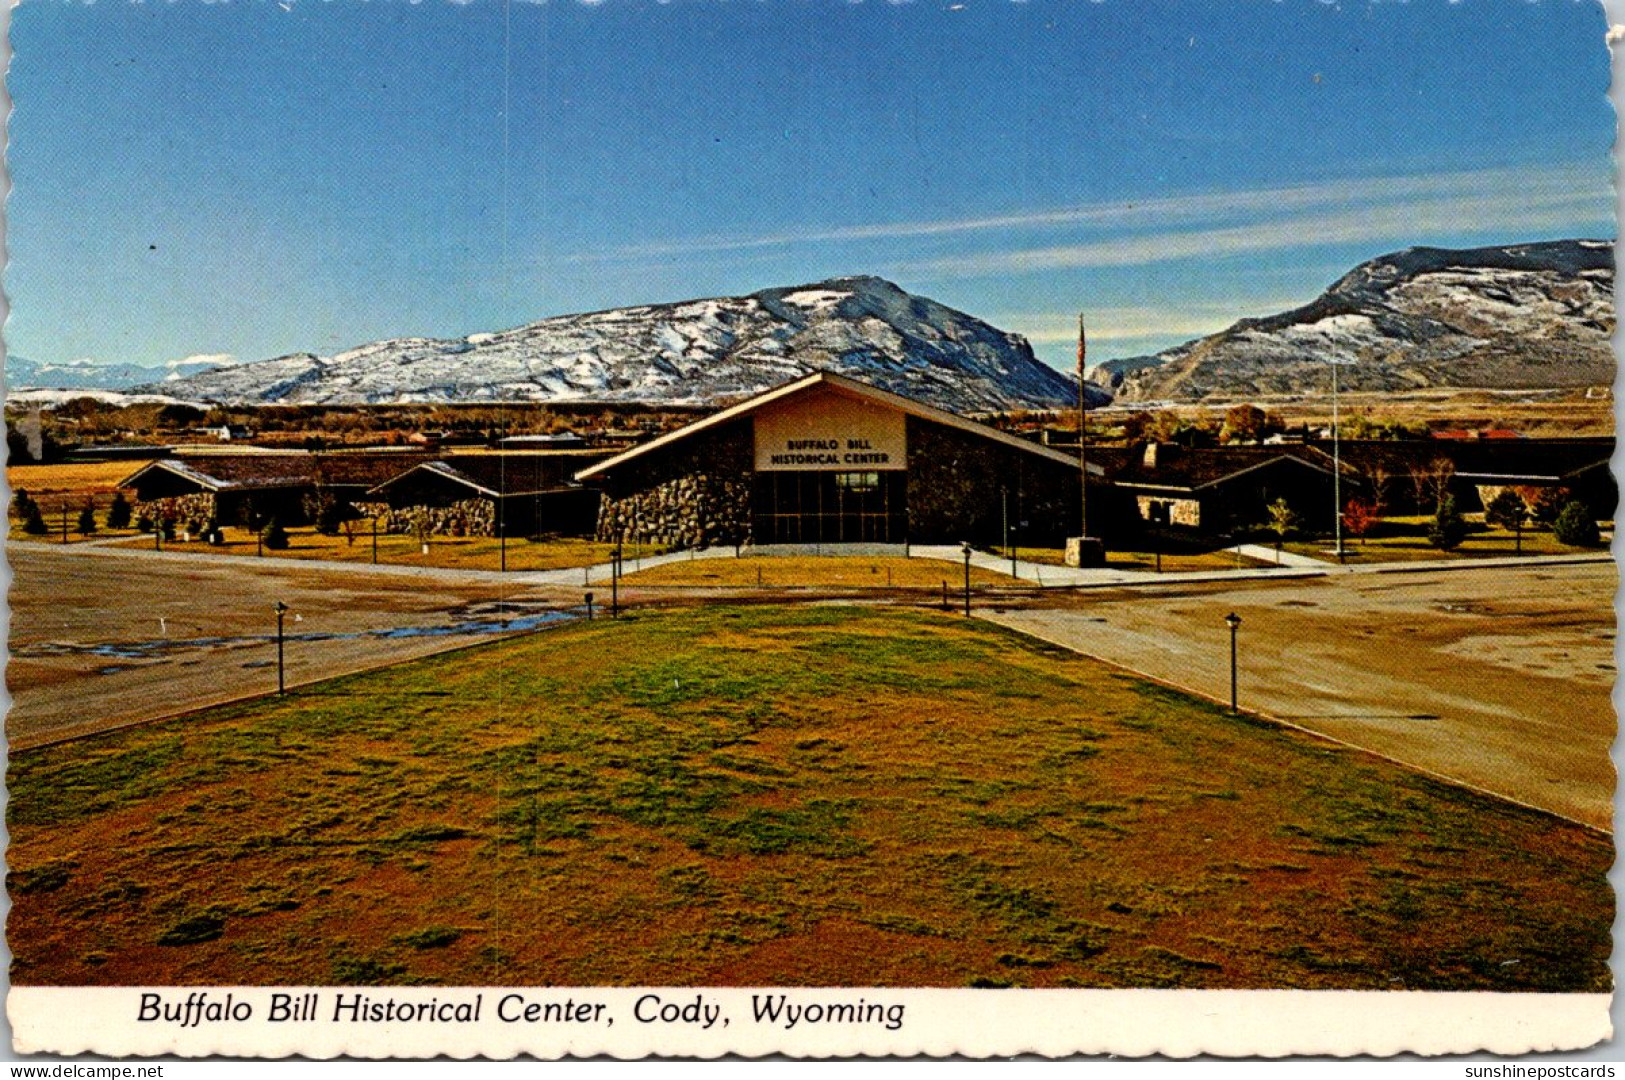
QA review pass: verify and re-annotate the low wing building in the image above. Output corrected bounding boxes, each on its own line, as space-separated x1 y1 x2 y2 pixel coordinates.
363 453 608 537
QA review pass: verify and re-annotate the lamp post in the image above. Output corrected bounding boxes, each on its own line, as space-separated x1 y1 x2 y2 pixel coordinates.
1224 611 1241 714
961 541 972 617
371 514 379 565
274 601 289 696
611 540 622 618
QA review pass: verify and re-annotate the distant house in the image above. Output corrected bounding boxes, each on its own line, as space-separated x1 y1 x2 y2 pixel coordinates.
407 431 448 448
118 450 435 528
363 454 607 537
217 424 251 442
1095 443 1349 534
497 432 589 451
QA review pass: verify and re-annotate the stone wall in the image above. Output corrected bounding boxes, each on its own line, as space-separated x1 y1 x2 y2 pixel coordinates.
351 499 496 537
133 493 217 531
1137 495 1202 528
592 420 753 550
905 419 1098 544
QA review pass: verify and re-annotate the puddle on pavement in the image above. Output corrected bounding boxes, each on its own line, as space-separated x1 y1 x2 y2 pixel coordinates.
17 601 578 669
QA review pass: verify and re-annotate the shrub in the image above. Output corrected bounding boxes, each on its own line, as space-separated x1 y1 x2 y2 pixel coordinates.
1427 496 1467 551
157 914 224 947
1553 501 1601 548
105 491 132 529
21 501 48 536
77 501 98 535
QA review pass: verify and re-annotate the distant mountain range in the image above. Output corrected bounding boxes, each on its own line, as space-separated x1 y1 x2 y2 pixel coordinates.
144 277 1080 414
13 243 1612 413
1092 240 1615 402
6 355 231 392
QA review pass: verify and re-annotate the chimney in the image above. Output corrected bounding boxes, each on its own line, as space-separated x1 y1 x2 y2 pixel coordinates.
1143 442 1171 470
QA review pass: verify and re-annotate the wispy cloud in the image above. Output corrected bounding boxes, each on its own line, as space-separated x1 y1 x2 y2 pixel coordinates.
563 163 1609 270
897 185 1609 278
1007 300 1307 345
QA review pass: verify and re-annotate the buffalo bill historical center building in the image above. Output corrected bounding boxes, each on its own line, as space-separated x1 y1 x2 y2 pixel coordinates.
576 371 1107 550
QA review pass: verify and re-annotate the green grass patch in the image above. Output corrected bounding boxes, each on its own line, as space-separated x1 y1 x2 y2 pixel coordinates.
7 603 1612 991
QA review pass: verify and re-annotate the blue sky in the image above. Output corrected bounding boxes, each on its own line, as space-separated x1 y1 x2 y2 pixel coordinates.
6 0 1616 374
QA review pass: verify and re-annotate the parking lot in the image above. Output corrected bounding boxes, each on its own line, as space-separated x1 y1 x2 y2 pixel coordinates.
982 560 1616 830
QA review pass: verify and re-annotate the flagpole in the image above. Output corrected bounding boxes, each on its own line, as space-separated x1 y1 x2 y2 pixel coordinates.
1077 313 1088 541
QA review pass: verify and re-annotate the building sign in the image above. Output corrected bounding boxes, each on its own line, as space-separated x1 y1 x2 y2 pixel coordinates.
754 388 907 471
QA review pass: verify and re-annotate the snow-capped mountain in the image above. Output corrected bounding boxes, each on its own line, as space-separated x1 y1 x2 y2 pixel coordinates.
6 354 233 392
151 277 1078 413
1093 240 1615 402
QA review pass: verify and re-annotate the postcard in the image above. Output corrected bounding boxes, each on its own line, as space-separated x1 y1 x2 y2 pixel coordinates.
4 0 1617 1060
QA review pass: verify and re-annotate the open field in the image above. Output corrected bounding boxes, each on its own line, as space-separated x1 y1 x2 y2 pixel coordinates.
619 555 1019 588
106 526 665 573
1170 389 1615 438
8 460 145 499
6 604 1610 989
982 560 1617 830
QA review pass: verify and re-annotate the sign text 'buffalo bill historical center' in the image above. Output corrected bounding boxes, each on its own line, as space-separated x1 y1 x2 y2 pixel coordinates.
577 371 1107 550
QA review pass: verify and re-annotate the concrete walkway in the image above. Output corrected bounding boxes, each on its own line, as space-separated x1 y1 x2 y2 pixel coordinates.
18 536 1611 592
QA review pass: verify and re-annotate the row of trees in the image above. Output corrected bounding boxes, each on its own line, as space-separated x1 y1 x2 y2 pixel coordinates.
1257 488 1602 557
11 489 134 536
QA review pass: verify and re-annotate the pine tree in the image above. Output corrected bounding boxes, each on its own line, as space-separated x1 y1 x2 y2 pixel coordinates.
106 491 132 530
263 517 291 550
1427 495 1467 551
21 501 48 536
77 500 98 535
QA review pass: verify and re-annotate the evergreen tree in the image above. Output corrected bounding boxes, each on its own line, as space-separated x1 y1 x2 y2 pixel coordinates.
1427 495 1467 551
106 491 133 530
1553 501 1601 548
263 517 291 550
21 501 48 536
77 500 98 535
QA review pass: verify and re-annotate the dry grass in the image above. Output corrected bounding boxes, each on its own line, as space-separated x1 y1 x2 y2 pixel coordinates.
620 555 1019 588
107 526 662 572
7 461 142 499
7 605 1610 990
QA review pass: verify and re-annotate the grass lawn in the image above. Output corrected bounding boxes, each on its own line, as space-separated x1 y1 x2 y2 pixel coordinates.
1005 546 1272 573
108 526 663 572
8 605 1609 989
1283 516 1609 564
620 555 1019 588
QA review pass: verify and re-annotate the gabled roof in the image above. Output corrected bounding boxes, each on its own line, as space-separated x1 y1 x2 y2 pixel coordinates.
369 454 600 499
575 370 1096 482
119 451 437 493
1102 445 1345 493
118 454 320 491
